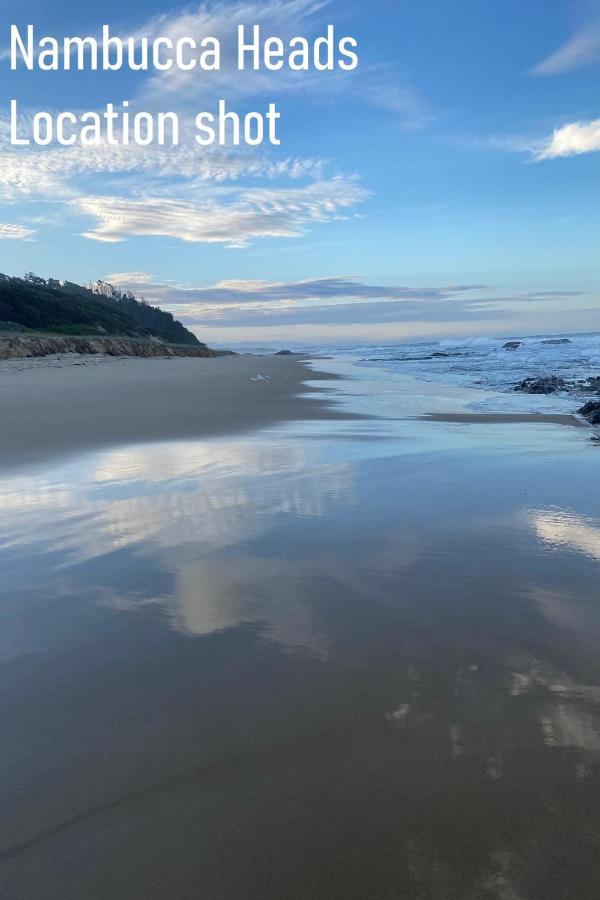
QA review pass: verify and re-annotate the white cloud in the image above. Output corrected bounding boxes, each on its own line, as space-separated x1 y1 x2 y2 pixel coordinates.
0 129 355 248
535 119 600 160
0 1 427 247
0 223 36 240
533 19 600 75
0 126 327 202
76 176 368 246
105 272 154 285
0 0 427 248
483 119 600 162
0 126 348 247
80 232 124 243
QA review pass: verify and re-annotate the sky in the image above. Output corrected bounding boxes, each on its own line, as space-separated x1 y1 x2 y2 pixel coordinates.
1 0 600 346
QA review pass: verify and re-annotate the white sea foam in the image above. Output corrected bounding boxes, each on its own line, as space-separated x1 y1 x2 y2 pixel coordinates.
314 332 600 415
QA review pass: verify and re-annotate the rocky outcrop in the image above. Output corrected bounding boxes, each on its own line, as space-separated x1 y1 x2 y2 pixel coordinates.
514 376 567 394
578 400 600 425
542 338 571 345
0 335 216 360
503 341 523 351
584 376 600 393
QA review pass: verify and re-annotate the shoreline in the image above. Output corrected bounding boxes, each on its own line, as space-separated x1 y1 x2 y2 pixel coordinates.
421 411 588 428
1 350 594 472
0 354 344 469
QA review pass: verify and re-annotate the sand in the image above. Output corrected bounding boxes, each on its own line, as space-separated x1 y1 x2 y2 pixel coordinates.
2 356 600 898
0 354 340 468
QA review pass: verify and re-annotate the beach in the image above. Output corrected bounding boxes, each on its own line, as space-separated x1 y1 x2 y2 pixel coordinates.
1 352 600 899
4 1 599 892
0 354 340 468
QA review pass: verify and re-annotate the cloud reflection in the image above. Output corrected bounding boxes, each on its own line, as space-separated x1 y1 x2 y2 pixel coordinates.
0 439 355 561
529 508 600 560
0 435 360 658
174 556 329 657
541 705 600 753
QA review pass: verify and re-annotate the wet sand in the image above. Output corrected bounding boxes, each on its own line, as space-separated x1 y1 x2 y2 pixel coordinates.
1 361 600 898
0 354 341 468
422 411 587 427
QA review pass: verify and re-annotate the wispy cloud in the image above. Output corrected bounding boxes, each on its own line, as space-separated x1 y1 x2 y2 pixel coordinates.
0 120 328 201
107 273 486 305
0 117 360 247
106 272 155 285
103 273 595 341
80 232 124 244
532 12 600 75
350 65 430 130
77 177 368 246
136 0 327 102
0 223 36 240
171 290 580 328
8 0 423 124
0 1 429 246
106 273 499 327
0 115 352 247
179 297 493 327
127 0 427 127
6 0 426 129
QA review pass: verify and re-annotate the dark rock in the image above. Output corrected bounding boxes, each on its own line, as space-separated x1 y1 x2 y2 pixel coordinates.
275 349 294 355
578 400 600 417
503 341 523 350
578 400 600 424
514 376 567 394
584 376 600 393
541 338 571 345
431 351 463 358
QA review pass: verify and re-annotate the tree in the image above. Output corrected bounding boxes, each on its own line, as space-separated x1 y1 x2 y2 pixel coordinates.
24 272 46 286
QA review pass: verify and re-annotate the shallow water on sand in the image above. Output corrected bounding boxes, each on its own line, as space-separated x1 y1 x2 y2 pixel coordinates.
1 364 600 899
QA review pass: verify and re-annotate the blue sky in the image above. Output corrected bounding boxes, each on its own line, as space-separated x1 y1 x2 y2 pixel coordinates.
1 0 600 344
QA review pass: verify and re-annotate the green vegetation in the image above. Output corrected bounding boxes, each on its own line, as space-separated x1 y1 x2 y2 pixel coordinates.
0 273 202 346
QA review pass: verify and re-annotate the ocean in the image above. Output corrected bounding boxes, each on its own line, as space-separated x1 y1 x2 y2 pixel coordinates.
312 331 600 415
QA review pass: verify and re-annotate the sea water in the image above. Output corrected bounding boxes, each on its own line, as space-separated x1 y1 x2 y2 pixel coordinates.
311 331 600 416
